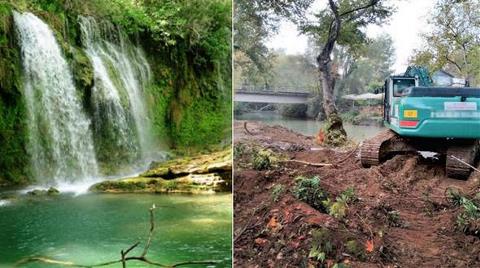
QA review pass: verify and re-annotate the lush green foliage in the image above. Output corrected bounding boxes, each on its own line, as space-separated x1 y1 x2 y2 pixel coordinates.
252 149 277 170
0 0 231 184
334 34 395 95
446 188 480 235
0 3 29 185
233 0 314 88
278 103 308 118
271 184 285 202
300 0 392 57
322 187 356 219
410 0 480 86
293 176 328 211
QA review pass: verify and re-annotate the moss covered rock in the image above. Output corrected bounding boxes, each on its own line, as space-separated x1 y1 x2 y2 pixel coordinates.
0 4 30 185
69 47 94 96
142 148 231 178
90 174 226 194
27 187 60 196
91 148 232 193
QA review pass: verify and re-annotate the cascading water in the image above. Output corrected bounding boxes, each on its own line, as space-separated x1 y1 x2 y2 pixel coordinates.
13 12 99 185
78 16 154 171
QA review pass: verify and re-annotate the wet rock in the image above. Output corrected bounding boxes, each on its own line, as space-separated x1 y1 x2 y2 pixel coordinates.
47 187 60 195
142 148 232 179
27 187 60 196
90 174 227 194
90 148 232 194
27 189 46 196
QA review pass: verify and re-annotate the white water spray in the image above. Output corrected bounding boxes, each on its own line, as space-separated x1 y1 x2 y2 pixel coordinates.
78 16 154 169
14 12 99 185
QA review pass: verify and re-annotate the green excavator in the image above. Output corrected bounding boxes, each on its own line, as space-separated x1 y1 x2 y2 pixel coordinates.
360 66 480 179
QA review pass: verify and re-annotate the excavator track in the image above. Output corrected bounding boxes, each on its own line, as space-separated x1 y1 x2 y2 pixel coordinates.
446 141 480 180
360 130 398 167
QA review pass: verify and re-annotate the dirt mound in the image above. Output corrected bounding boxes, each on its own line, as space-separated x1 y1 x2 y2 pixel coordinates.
234 121 480 267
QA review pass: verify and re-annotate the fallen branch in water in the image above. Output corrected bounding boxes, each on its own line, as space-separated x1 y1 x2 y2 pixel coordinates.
15 204 220 268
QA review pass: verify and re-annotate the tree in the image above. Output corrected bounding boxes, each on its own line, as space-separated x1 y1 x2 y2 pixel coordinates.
233 0 314 89
268 51 320 92
337 34 395 95
300 0 392 145
410 0 480 86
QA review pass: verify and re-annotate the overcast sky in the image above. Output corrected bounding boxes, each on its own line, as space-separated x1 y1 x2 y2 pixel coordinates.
266 0 436 73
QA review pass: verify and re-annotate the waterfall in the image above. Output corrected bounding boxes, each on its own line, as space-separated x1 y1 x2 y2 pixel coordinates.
13 12 99 184
78 16 154 170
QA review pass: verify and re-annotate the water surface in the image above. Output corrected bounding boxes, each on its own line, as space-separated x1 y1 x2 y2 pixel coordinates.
0 193 232 267
237 111 383 142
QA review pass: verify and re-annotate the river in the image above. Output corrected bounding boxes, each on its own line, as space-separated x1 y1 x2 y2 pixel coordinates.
0 193 232 267
236 112 384 142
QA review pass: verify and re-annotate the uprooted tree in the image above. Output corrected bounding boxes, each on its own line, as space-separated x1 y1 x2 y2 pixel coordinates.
300 0 392 145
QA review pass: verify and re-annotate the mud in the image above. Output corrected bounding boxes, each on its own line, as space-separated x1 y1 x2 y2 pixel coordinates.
234 121 480 267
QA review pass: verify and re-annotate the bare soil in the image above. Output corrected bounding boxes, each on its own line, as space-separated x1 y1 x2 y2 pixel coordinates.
234 121 480 267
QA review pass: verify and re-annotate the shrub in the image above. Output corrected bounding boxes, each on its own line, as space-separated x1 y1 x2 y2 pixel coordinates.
271 184 285 202
252 149 276 170
278 103 308 118
308 228 333 263
345 240 364 259
293 176 328 211
165 180 178 191
322 187 356 219
233 143 246 158
446 188 480 235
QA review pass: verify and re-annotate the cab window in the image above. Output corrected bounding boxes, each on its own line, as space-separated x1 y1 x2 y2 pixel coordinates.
393 79 415 96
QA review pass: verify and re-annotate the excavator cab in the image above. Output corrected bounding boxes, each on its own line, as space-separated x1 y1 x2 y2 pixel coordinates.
383 76 418 124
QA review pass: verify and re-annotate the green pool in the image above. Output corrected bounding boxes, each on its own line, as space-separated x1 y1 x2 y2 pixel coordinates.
0 193 232 267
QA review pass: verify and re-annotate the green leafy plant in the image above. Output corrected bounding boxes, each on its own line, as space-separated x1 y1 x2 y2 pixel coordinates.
309 228 332 263
252 149 276 170
164 180 178 191
345 240 364 260
293 176 328 211
271 184 285 202
233 143 246 158
446 188 480 235
323 188 356 219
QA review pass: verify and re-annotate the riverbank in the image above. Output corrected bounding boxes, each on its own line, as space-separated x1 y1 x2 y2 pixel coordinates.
234 121 480 267
236 111 383 142
91 148 232 194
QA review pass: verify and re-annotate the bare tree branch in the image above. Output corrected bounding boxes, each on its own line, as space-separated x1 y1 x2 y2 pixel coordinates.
339 0 380 18
445 54 463 72
141 205 155 257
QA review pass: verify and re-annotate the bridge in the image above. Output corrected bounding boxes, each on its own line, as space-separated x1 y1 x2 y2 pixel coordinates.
234 90 312 104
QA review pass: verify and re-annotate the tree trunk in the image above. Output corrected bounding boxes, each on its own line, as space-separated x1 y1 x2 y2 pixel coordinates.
317 58 347 146
316 0 347 146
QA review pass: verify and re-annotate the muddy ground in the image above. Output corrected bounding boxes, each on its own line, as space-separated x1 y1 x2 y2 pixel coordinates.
234 121 480 267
